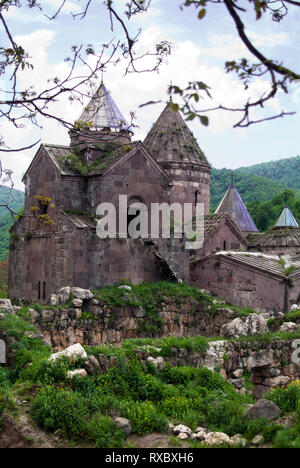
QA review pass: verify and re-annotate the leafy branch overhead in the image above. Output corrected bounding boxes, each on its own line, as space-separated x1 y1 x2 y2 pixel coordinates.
0 0 299 158
172 0 300 127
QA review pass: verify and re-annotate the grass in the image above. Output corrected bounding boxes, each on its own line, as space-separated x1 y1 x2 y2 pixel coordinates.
2 310 300 448
4 282 300 448
229 306 257 318
284 310 300 322
0 283 8 298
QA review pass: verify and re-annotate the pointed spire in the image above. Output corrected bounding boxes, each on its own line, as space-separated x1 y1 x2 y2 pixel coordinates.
144 101 210 167
77 82 131 133
275 204 299 227
215 183 258 232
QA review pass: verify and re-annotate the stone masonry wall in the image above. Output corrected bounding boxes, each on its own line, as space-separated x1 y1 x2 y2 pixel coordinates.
28 298 236 351
136 338 300 400
191 255 288 313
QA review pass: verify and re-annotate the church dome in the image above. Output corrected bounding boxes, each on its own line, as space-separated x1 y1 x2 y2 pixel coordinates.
143 101 210 168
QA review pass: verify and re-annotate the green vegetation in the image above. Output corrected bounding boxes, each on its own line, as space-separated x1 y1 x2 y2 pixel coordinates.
210 168 293 210
238 156 300 192
2 307 300 448
92 281 215 336
0 186 24 261
247 190 300 232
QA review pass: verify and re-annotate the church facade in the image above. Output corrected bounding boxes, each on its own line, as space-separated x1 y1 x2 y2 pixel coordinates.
9 81 300 313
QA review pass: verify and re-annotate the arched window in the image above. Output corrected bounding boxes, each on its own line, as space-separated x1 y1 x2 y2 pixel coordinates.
223 240 227 251
194 190 198 206
127 195 145 238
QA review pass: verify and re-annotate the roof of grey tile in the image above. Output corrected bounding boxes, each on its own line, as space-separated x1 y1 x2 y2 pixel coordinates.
88 142 139 175
215 183 258 232
43 144 74 176
43 142 140 177
143 101 210 167
246 232 265 246
77 81 130 132
218 252 287 276
258 226 300 248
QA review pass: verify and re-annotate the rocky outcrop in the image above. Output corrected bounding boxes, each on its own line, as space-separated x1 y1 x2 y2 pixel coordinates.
220 314 268 338
280 322 299 333
245 399 281 421
114 417 132 435
49 343 87 362
0 298 21 315
205 432 231 447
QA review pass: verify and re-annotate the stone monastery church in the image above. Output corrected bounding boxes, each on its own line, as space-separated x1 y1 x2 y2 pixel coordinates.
8 81 300 313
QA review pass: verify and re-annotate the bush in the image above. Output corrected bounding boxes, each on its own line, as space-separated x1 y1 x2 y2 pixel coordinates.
119 399 168 435
205 399 248 436
0 386 15 421
266 381 300 413
244 418 269 443
32 386 88 438
262 424 284 443
86 414 125 448
94 361 168 402
273 428 295 448
158 364 199 385
0 367 10 388
19 357 70 385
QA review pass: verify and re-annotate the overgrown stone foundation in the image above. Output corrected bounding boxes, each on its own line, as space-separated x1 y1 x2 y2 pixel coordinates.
2 285 300 401
27 299 237 351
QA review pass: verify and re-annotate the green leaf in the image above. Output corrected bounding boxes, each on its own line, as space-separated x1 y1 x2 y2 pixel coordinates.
171 103 179 113
200 115 209 126
198 8 206 19
186 113 196 121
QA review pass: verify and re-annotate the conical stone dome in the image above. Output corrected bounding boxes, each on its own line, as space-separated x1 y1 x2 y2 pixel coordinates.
215 183 258 233
144 101 210 168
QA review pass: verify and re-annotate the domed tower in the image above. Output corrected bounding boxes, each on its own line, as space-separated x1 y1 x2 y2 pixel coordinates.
144 100 211 214
69 80 133 162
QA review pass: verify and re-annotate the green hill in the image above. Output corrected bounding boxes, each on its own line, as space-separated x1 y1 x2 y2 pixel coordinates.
210 168 295 210
0 186 24 261
237 156 300 191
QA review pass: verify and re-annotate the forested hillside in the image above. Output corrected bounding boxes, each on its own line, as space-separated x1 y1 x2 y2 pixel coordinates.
247 190 300 232
0 187 24 261
210 168 294 209
237 156 300 191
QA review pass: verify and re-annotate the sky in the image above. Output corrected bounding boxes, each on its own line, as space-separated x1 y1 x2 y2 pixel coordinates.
1 0 300 190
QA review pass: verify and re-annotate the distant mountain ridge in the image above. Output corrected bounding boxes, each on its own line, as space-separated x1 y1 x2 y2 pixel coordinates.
237 155 300 191
210 167 298 210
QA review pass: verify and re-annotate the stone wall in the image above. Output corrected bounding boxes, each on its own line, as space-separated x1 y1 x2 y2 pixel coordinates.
190 254 288 313
137 338 300 400
199 218 247 259
28 298 236 351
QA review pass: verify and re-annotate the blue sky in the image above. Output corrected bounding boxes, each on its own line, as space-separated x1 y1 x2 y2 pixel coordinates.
1 0 300 189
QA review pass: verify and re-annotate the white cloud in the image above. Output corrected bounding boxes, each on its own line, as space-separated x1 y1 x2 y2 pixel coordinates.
44 0 81 14
4 6 48 24
248 30 290 47
3 0 80 24
0 24 290 190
